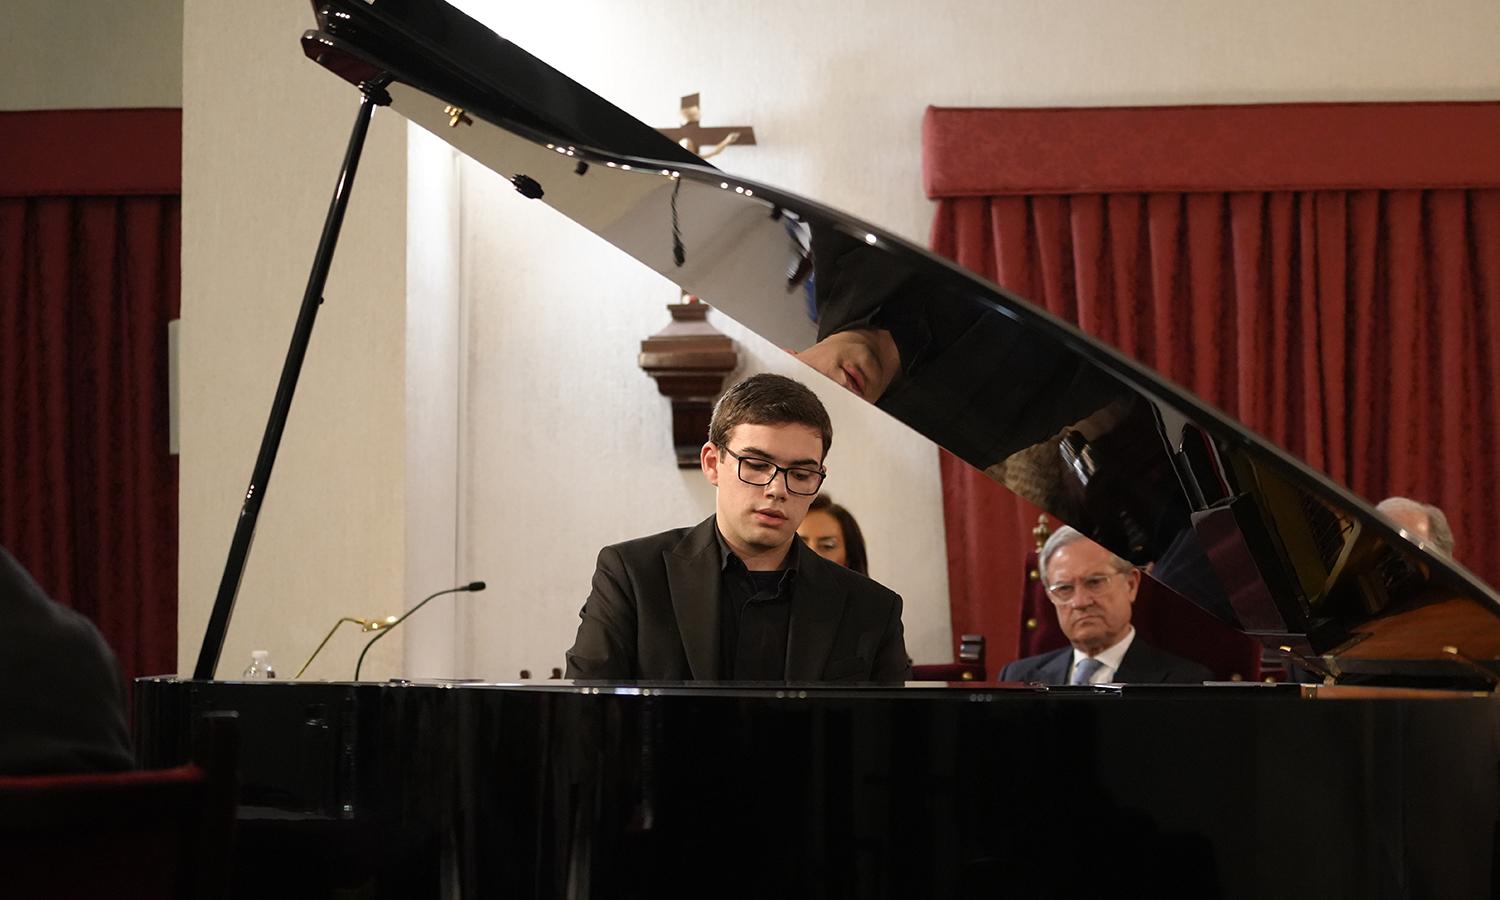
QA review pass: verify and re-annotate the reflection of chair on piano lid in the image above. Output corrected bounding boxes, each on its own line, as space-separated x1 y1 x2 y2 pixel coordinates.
135 1 1500 897
910 632 987 681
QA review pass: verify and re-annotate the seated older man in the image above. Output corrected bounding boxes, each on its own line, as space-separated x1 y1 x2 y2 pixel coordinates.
1375 496 1455 557
1000 526 1212 686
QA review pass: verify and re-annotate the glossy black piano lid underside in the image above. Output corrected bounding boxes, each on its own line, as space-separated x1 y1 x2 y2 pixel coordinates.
299 0 1499 683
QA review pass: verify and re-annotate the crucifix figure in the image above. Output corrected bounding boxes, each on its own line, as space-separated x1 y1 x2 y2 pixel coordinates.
656 92 757 159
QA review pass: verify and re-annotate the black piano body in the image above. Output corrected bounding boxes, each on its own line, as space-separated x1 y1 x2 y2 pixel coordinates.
137 1 1500 897
135 678 1499 899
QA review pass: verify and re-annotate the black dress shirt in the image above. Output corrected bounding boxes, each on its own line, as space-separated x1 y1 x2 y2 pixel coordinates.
716 529 800 681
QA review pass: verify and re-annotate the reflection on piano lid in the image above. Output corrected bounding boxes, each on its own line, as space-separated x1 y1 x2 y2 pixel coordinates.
286 0 1500 687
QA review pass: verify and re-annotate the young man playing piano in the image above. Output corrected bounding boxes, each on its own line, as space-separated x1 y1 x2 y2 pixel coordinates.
565 373 909 683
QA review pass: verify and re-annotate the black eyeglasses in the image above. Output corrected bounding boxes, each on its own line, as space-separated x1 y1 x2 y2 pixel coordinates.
719 446 826 496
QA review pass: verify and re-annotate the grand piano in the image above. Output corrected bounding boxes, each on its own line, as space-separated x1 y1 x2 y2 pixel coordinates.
136 1 1500 897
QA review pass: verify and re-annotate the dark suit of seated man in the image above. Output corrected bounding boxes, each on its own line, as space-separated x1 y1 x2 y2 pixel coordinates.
0 545 134 774
566 373 909 683
1000 526 1211 686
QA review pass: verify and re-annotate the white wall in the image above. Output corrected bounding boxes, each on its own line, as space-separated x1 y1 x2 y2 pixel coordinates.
0 0 182 110
175 0 1500 681
178 1 407 680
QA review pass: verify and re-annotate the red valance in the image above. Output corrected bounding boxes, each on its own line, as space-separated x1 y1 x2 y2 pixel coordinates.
0 108 181 198
923 101 1500 197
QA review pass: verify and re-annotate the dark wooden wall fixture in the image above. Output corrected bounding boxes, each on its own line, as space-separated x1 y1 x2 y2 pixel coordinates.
639 301 738 467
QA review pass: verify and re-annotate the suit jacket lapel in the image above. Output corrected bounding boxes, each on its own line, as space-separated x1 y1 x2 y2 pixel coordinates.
785 550 848 682
1113 640 1157 683
666 516 723 680
1040 647 1074 685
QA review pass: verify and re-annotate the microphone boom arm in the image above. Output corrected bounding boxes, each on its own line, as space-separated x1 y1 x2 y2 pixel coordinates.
354 581 486 680
295 615 397 679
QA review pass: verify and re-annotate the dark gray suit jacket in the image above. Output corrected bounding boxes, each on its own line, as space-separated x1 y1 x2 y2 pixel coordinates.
565 516 909 683
0 546 134 774
999 636 1213 685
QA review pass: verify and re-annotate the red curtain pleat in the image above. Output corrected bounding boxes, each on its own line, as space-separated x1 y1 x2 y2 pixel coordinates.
0 193 180 686
933 186 1500 670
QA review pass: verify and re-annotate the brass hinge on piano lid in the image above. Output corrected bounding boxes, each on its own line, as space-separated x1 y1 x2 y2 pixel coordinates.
1278 645 1340 685
1443 645 1500 690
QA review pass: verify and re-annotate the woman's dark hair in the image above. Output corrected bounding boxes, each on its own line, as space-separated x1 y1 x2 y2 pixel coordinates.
808 494 868 576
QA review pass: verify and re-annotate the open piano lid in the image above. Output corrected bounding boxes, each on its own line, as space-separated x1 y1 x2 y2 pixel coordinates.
299 0 1499 687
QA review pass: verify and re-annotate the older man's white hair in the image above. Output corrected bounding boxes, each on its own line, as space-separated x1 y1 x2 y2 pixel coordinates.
1037 525 1134 584
1375 496 1455 556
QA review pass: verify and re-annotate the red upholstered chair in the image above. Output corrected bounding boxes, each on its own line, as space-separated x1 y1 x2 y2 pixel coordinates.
0 713 238 900
1015 518 1263 682
912 633 988 681
1018 552 1070 661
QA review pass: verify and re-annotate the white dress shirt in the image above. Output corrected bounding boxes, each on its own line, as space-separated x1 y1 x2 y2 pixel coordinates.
1069 626 1136 685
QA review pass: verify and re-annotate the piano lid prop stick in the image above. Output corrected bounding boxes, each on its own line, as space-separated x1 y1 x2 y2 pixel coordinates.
193 80 393 680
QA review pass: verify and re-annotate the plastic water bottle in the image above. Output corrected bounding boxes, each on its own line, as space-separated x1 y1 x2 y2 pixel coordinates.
242 649 277 680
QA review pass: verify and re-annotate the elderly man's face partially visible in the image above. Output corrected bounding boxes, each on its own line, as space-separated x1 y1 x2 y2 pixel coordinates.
1383 506 1432 544
1047 539 1139 656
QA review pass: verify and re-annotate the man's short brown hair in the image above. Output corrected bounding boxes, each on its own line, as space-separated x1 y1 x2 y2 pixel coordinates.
708 373 832 459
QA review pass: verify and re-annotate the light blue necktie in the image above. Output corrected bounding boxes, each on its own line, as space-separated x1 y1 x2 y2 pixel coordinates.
1071 657 1105 685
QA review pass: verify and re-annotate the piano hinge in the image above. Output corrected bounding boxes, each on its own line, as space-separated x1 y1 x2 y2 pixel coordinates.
1278 645 1340 685
1443 645 1500 690
443 105 472 128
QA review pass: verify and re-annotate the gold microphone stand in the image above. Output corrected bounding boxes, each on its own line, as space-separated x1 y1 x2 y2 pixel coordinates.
295 615 398 679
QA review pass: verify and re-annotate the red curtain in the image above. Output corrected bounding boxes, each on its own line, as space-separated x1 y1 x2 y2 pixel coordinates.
0 109 182 686
924 103 1500 667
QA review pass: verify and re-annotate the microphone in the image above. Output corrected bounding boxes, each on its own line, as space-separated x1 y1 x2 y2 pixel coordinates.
354 581 486 680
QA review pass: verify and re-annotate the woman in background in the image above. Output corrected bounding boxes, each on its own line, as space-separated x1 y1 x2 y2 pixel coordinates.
797 495 869 576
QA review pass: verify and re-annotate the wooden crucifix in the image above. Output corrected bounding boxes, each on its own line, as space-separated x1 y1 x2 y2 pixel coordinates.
656 92 756 159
